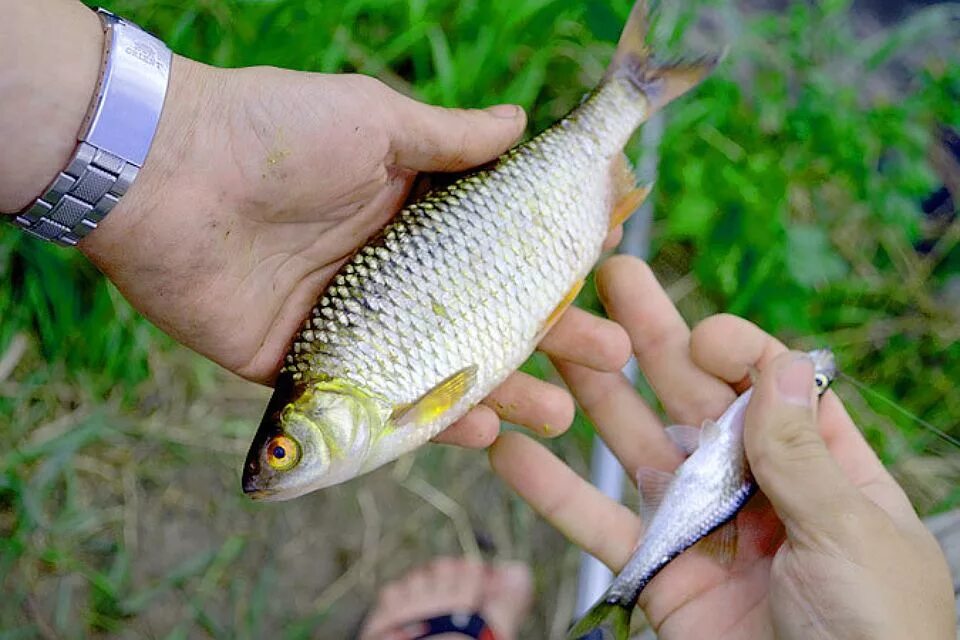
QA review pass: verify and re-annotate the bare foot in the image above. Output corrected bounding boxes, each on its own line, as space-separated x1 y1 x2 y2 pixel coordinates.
359 557 533 640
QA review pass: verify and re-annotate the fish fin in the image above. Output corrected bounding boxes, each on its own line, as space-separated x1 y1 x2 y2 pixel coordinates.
567 596 633 640
391 365 478 428
543 279 585 333
610 186 652 230
699 418 722 445
665 424 700 456
606 0 721 114
608 155 651 230
695 520 738 566
610 153 638 199
635 466 674 521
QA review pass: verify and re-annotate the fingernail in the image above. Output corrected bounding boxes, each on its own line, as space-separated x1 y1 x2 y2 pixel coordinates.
777 355 814 406
485 103 521 118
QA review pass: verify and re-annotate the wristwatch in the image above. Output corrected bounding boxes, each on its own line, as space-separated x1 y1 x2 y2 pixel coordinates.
12 8 172 246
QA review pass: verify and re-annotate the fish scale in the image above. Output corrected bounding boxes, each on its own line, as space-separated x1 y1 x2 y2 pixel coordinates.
243 0 719 500
277 90 640 475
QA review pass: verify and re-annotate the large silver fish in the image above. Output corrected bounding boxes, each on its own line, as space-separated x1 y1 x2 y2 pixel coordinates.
242 1 718 501
568 349 839 640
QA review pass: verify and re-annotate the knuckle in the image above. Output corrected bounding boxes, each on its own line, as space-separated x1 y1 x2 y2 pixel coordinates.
690 313 737 344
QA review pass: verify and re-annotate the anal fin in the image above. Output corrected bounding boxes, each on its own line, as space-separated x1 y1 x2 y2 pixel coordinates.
610 186 651 230
694 520 738 566
608 154 651 230
543 279 585 333
391 365 478 428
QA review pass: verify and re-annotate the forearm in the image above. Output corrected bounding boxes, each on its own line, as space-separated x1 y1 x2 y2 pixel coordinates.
0 0 104 213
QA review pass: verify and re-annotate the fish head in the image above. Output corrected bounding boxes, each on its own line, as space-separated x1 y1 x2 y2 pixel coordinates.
808 348 839 396
242 374 384 501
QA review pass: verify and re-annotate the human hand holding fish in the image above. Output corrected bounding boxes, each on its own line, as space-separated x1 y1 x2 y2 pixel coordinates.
491 255 955 640
1 0 636 452
76 65 633 451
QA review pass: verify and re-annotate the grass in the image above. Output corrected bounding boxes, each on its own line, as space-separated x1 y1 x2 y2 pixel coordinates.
1 0 959 637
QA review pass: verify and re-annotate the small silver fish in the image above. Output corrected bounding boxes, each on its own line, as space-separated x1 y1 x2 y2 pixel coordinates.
569 349 838 640
241 0 719 501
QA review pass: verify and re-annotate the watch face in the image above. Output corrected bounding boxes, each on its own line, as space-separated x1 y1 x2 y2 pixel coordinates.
82 13 171 165
16 7 171 247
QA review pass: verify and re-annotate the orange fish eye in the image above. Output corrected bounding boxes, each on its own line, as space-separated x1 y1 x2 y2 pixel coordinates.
266 435 300 471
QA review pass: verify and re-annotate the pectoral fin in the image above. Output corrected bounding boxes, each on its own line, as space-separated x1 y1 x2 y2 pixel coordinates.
635 466 674 522
391 365 478 428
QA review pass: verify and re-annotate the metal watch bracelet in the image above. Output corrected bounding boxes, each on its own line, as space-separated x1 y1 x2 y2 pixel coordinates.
12 8 171 246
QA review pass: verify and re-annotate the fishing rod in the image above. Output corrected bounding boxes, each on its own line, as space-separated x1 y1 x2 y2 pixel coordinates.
574 112 665 618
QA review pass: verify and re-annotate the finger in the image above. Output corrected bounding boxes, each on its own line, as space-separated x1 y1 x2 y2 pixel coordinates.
553 359 682 475
482 371 574 438
388 94 526 172
817 390 917 521
597 255 735 424
538 306 631 373
434 404 500 448
691 316 913 517
489 431 641 570
690 314 788 390
744 351 884 548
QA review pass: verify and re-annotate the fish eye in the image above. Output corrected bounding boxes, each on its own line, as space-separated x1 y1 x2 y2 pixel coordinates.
266 435 300 471
814 373 830 392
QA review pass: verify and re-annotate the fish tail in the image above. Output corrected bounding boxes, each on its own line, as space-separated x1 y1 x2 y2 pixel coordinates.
567 596 633 640
606 0 721 113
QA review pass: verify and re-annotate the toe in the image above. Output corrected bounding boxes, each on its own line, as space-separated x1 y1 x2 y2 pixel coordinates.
360 557 490 640
432 557 485 611
480 562 534 640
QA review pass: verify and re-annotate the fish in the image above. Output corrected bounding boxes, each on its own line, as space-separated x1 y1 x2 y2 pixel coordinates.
567 349 839 640
241 0 719 501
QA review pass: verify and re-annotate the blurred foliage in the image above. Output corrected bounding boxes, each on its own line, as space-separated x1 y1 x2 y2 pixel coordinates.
2 0 960 637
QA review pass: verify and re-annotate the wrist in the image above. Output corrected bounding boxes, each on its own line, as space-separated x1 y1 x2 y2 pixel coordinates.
78 55 219 259
0 2 104 213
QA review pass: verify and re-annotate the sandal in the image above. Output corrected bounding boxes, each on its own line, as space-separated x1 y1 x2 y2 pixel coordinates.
391 612 499 639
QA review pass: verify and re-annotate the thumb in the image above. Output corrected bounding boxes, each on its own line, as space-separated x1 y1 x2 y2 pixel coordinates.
745 351 874 547
387 92 526 172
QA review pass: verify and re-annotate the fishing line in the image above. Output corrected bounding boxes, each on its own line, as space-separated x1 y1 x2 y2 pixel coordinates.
838 372 960 449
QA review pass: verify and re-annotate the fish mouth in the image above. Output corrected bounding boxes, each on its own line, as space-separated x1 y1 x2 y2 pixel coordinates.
242 484 282 501
242 476 270 499
241 373 298 500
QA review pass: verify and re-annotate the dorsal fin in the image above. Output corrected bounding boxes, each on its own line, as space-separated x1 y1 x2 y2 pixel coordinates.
664 424 700 456
699 418 722 445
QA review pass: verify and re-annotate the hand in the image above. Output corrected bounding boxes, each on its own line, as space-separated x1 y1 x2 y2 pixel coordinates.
490 255 954 639
71 57 630 446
